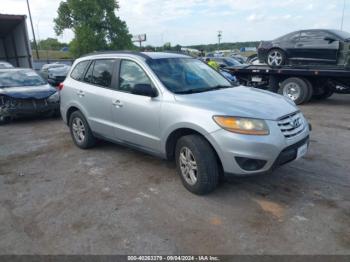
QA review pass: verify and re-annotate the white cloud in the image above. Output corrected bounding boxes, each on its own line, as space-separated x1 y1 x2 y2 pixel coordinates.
0 0 349 46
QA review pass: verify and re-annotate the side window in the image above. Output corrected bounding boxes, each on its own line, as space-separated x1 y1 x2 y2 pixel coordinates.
288 32 300 41
70 60 89 81
118 60 152 93
91 59 114 87
83 61 94 83
299 31 324 42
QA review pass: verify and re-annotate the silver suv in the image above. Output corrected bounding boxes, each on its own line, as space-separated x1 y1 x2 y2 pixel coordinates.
60 52 310 195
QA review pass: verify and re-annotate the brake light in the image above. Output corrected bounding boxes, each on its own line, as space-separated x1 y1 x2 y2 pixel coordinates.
58 83 64 91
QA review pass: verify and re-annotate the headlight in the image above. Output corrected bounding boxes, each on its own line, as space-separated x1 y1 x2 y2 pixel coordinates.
213 116 269 135
48 92 60 102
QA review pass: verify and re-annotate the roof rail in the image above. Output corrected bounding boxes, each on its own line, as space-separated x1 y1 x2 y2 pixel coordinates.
81 50 150 59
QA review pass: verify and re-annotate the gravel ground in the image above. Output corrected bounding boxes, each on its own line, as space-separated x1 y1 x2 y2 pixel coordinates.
0 94 349 255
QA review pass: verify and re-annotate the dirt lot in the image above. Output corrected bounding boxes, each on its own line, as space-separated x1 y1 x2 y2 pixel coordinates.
0 94 349 255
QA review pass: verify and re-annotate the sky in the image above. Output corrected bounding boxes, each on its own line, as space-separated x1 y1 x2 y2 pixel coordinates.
0 0 348 46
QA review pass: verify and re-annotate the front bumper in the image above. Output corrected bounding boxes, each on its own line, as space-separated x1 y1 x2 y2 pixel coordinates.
206 118 310 176
0 98 59 117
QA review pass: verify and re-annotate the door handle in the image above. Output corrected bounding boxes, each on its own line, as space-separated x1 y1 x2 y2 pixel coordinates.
296 43 303 47
112 99 123 108
76 90 85 97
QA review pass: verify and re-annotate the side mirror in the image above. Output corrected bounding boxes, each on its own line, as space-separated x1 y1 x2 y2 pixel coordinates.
324 36 336 43
132 83 157 97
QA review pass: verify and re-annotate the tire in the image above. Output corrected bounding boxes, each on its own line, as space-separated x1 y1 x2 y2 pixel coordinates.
266 49 286 67
175 135 219 195
302 78 314 103
278 77 309 105
0 115 10 125
314 85 334 100
69 111 96 149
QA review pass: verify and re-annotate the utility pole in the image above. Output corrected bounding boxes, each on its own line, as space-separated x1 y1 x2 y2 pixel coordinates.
217 30 222 51
26 0 40 59
340 0 346 30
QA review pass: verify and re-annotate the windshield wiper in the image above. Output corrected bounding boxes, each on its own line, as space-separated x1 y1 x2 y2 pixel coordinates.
208 85 233 91
175 85 232 94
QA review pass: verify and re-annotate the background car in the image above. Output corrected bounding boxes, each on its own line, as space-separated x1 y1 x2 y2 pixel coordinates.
208 57 244 68
0 68 60 124
47 65 71 86
0 61 14 69
40 63 67 80
258 29 350 67
229 53 247 64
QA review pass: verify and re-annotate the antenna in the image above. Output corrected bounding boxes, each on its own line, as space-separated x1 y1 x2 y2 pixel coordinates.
341 0 346 30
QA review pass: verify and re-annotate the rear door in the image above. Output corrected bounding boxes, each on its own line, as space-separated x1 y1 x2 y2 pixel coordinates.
110 59 162 153
294 30 339 63
78 59 117 140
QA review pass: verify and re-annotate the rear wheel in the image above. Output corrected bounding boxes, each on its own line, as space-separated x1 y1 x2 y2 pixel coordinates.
175 135 219 195
302 78 314 102
69 111 96 149
267 49 286 67
278 77 309 104
313 85 334 100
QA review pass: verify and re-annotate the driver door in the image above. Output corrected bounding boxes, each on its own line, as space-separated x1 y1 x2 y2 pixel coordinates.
294 30 339 63
111 59 162 153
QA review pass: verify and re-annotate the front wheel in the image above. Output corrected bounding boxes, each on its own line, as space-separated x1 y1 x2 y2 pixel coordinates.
267 49 286 67
175 135 219 195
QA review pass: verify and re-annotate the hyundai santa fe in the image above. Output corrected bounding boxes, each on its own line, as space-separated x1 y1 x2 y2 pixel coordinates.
60 51 310 195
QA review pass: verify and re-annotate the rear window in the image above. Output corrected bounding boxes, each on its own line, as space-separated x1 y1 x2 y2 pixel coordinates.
0 70 46 88
88 59 114 87
70 60 90 81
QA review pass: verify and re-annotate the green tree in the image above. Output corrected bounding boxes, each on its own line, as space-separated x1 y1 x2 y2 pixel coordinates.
54 0 133 57
37 38 67 50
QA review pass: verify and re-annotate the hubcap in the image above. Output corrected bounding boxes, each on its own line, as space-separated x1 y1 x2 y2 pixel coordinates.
268 51 283 66
72 117 86 143
283 82 301 101
179 147 198 186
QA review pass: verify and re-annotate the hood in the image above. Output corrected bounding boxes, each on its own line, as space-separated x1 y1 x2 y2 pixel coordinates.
174 86 298 120
0 84 57 99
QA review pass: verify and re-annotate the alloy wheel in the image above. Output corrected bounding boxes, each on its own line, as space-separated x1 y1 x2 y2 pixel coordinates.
179 147 198 186
72 117 86 143
268 50 283 66
283 82 301 101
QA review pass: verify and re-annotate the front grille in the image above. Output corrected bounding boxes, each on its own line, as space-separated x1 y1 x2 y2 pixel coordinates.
17 99 49 109
278 112 305 138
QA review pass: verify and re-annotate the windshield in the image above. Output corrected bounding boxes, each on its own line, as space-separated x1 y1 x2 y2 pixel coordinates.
147 58 232 94
0 70 47 88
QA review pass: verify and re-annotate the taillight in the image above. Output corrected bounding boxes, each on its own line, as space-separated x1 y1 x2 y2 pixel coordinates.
58 83 64 91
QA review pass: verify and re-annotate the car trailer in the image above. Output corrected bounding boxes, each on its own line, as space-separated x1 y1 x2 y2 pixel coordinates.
228 65 350 104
